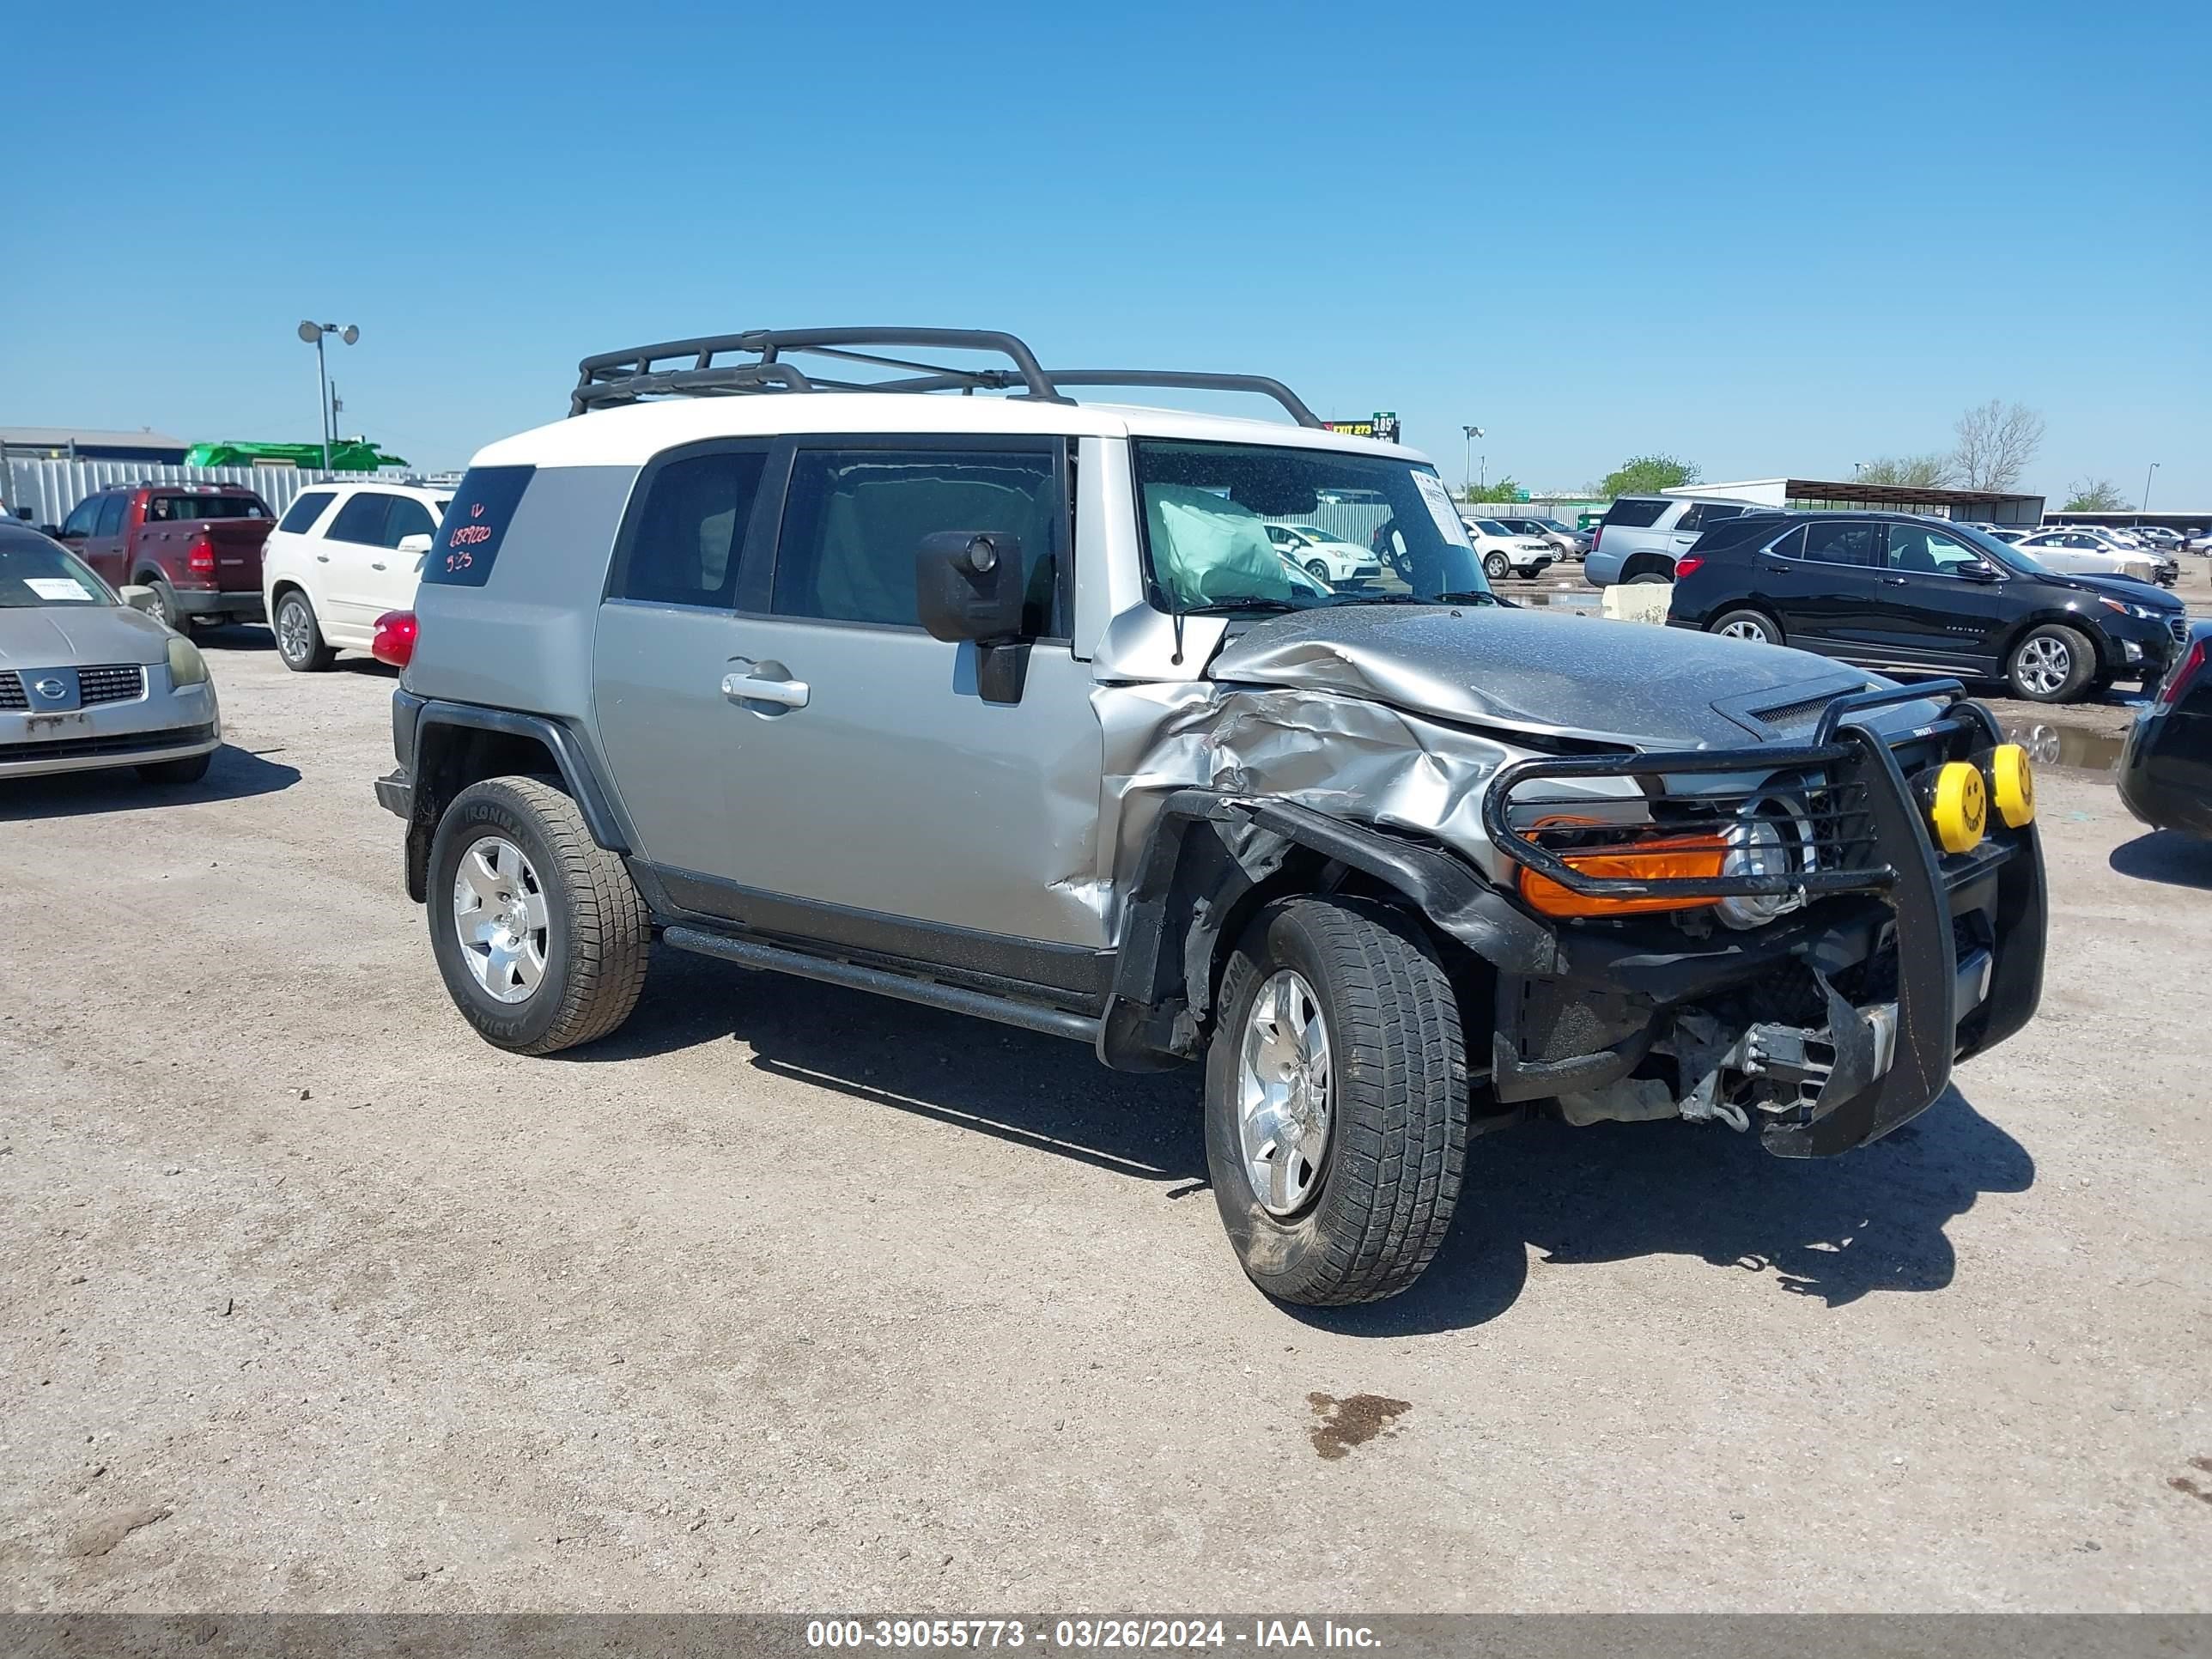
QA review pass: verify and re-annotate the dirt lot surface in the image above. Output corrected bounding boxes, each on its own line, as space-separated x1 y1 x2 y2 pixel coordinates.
3 627 2209 1613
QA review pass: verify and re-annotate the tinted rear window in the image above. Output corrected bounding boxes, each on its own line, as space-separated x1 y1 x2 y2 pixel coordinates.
1601 498 1668 528
149 493 269 521
422 466 535 588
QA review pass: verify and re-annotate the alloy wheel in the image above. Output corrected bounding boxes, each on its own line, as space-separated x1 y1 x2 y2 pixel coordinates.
2017 636 2072 696
1237 969 1333 1217
451 836 549 1004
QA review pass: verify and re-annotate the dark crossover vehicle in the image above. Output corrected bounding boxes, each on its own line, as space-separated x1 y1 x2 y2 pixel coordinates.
373 326 2047 1306
1668 512 2187 704
2119 623 2212 837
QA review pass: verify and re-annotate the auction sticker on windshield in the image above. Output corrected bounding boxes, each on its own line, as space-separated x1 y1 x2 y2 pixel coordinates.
26 578 94 602
1413 471 1472 546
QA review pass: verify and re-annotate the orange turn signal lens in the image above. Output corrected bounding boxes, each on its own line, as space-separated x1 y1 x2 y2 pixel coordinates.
1516 825 1729 918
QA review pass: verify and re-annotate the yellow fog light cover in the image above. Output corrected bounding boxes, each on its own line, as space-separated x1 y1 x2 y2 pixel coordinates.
1987 743 2035 828
1928 760 1987 854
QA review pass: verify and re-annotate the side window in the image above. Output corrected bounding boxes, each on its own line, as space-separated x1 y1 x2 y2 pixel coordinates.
61 500 99 539
1764 526 1807 560
278 491 334 535
1800 520 1881 568
771 447 1060 634
1885 524 1987 575
611 447 769 608
326 493 392 546
94 495 126 538
382 497 439 547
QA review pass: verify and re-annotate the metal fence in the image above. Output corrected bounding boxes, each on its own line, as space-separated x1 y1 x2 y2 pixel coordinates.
1 458 386 530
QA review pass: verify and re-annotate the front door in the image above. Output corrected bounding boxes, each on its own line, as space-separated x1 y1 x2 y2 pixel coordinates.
1877 522 2014 674
590 435 1107 975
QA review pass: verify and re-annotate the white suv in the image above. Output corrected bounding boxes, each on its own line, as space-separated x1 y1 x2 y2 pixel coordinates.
263 482 452 670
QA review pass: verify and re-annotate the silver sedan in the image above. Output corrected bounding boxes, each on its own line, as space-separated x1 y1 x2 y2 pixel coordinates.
1 523 222 784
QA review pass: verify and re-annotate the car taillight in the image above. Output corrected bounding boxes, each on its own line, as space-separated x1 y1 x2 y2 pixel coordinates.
371 609 417 668
2160 636 2204 706
1589 526 1603 552
1674 556 1703 579
187 538 216 574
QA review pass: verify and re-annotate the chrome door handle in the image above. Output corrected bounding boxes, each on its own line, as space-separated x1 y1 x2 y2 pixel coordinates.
721 672 809 709
371 562 386 570
1882 576 1908 586
315 553 330 562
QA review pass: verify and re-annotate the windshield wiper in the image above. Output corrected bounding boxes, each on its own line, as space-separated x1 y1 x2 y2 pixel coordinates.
1177 599 1310 616
1430 590 1501 605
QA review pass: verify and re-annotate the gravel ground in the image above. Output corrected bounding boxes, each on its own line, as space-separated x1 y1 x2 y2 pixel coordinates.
2 629 2208 1614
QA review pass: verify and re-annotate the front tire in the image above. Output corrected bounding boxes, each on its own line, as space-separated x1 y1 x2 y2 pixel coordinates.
1711 607 1784 646
427 776 650 1054
1304 558 1333 586
1206 896 1467 1306
2008 623 2095 703
1482 551 1510 580
274 591 337 672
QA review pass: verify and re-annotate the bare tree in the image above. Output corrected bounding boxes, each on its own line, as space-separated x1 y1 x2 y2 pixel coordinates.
1952 400 2045 491
1858 453 1954 488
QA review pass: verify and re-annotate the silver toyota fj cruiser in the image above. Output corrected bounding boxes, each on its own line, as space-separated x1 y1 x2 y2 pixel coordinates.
376 328 2046 1305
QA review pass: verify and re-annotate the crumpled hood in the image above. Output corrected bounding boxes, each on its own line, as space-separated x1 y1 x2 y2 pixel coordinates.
1206 603 1871 750
0 603 171 669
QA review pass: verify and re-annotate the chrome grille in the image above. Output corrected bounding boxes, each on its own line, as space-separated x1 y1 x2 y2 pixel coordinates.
76 665 146 706
0 672 24 711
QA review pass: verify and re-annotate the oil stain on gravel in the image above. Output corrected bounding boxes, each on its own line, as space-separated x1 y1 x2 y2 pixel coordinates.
1307 1392 1410 1461
2168 1455 2212 1505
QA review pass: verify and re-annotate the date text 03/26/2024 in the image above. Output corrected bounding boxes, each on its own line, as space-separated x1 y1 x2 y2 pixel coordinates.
805 1620 1382 1650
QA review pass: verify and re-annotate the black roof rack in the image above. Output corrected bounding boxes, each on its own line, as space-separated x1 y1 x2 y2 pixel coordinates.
568 327 1324 428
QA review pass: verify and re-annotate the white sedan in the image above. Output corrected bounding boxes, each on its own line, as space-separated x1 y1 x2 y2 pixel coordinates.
1461 518 1558 580
2016 529 2175 586
1264 523 1382 586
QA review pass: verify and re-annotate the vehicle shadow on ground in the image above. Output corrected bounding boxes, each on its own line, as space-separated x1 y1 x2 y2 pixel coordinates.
0 743 301 822
2109 830 2212 890
192 623 397 678
1292 1086 2035 1338
584 949 2036 1328
574 943 1206 1183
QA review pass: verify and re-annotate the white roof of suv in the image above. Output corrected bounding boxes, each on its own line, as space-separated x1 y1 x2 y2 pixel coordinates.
474 394 1425 471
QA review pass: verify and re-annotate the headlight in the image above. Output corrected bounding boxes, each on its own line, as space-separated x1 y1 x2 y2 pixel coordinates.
167 635 209 688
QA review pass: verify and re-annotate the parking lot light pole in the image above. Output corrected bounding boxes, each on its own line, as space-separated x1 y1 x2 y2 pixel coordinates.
2143 462 2159 511
297 321 359 472
1462 425 1484 496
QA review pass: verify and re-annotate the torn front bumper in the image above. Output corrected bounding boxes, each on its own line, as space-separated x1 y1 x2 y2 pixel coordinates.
1481 685 2046 1158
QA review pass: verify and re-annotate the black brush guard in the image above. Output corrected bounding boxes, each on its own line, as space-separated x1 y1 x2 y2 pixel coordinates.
1480 683 2046 1156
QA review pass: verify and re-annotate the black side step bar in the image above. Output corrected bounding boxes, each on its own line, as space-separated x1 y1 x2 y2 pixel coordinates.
661 926 1102 1045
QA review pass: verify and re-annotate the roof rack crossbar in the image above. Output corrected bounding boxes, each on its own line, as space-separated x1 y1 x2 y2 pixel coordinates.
567 331 1324 427
1038 371 1324 428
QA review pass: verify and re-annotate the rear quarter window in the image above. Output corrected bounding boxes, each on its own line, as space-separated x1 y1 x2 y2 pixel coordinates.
422 466 535 588
278 491 335 534
1601 497 1668 529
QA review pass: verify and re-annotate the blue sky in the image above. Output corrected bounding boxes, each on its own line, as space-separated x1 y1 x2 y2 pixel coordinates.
8 0 2207 506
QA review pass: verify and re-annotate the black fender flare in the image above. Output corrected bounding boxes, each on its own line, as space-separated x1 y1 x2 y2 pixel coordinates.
1097 789 1559 1070
407 700 632 854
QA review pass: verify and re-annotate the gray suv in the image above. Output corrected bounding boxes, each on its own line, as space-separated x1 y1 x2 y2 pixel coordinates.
375 327 2047 1306
1585 494 1764 586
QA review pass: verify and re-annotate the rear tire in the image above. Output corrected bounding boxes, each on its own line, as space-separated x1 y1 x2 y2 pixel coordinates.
1206 896 1467 1306
137 751 212 786
1627 570 1672 586
427 775 651 1055
274 591 337 672
1710 607 1784 646
2007 624 2096 703
141 578 180 630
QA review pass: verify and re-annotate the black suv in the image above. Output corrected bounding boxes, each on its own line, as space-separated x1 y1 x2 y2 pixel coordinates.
1668 512 2187 703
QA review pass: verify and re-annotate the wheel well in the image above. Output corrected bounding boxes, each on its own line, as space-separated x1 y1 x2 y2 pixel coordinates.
1620 552 1675 580
404 724 566 902
269 579 307 608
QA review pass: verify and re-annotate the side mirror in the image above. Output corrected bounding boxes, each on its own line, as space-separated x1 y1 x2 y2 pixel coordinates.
120 584 160 615
916 531 1031 705
397 532 434 558
1959 559 2002 582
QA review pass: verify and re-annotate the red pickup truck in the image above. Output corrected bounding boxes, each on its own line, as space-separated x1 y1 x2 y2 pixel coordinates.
57 483 276 630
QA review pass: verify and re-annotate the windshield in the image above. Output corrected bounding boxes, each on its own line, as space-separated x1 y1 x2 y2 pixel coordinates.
1 539 115 607
1134 440 1486 611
